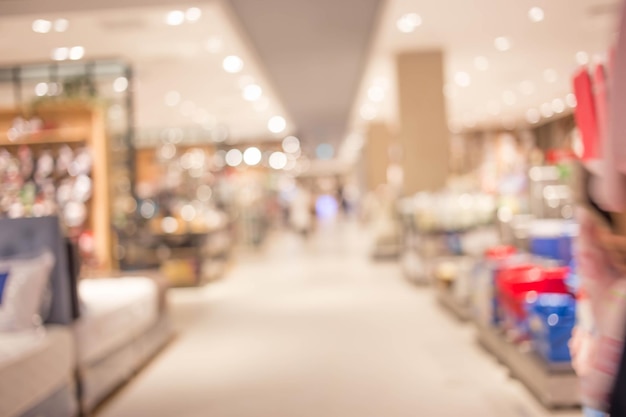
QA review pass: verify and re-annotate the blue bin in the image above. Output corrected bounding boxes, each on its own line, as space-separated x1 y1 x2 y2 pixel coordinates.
527 294 576 363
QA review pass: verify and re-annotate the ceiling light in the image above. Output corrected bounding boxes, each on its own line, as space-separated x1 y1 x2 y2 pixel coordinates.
543 68 558 83
552 98 565 114
576 51 590 66
494 37 511 52
396 13 422 33
113 77 128 93
528 7 545 23
269 152 288 170
487 100 501 115
502 90 517 106
541 103 554 118
519 80 535 95
454 71 471 87
360 103 378 120
225 149 243 167
474 56 489 71
566 93 578 108
268 116 287 133
526 108 541 124
32 19 52 33
185 7 202 22
243 147 262 166
223 55 244 74
205 36 223 54
69 46 84 60
243 84 263 101
54 19 69 32
165 91 181 107
166 10 185 26
180 100 195 117
51 47 69 61
282 136 300 153
35 82 49 97
368 85 385 102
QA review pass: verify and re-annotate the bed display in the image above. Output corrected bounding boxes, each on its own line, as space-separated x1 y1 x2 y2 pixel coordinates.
0 327 76 417
75 277 171 412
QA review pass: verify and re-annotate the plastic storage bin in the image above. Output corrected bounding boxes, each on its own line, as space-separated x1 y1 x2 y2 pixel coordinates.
527 293 576 363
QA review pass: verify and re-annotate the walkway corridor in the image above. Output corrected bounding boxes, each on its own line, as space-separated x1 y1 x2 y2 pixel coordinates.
99 222 578 417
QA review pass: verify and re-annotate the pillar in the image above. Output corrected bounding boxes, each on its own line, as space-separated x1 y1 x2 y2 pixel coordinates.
397 50 450 195
364 122 393 191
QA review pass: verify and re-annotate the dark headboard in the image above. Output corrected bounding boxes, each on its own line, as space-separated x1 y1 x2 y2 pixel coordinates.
0 216 78 325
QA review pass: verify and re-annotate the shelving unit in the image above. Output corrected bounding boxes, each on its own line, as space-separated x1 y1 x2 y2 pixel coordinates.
477 323 580 409
0 102 113 270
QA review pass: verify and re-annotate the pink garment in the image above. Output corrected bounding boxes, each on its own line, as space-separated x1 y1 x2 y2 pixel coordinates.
596 1 626 212
575 208 626 411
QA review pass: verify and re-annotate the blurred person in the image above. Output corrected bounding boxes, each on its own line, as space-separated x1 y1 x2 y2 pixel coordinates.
570 3 626 415
289 183 313 236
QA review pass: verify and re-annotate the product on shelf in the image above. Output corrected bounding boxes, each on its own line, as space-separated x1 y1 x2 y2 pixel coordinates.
528 293 576 363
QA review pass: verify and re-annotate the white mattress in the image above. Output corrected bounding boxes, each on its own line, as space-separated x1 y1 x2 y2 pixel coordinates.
0 326 75 417
74 277 158 365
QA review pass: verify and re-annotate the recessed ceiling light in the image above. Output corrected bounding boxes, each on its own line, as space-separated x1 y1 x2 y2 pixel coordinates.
166 10 185 26
269 152 288 170
51 47 69 61
552 98 565 114
243 84 263 101
32 19 52 34
185 7 202 22
454 71 471 87
528 7 545 23
540 102 554 118
360 103 378 120
225 149 243 167
223 55 244 74
494 37 511 52
165 91 181 107
576 51 590 65
35 82 49 97
503 90 517 106
566 93 578 108
268 116 287 133
243 147 262 166
474 56 489 71
69 46 84 60
54 19 69 32
368 85 385 102
396 13 422 33
543 68 558 83
519 80 535 95
282 136 300 153
113 77 128 93
526 108 541 124
205 36 223 54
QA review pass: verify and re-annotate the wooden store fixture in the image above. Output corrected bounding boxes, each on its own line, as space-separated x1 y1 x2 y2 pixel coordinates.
0 102 113 270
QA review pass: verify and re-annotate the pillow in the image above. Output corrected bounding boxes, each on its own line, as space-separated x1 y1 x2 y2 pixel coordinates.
0 251 55 331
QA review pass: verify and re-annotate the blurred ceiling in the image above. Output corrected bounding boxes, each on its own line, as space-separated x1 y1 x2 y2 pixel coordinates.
228 0 381 153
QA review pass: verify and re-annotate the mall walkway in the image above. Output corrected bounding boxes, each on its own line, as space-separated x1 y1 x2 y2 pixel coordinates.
98 222 578 417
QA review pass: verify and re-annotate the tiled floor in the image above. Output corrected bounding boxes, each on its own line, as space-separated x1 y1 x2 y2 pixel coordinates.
98 221 581 417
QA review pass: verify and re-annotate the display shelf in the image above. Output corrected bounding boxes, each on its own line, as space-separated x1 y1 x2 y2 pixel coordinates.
436 285 471 321
476 324 580 409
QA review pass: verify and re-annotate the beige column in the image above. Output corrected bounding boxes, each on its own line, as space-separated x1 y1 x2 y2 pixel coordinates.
364 122 393 191
397 50 450 195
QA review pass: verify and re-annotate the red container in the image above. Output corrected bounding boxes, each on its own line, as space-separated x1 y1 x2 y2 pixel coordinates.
497 265 569 325
485 245 516 260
